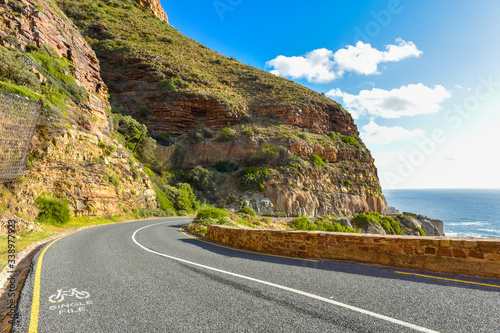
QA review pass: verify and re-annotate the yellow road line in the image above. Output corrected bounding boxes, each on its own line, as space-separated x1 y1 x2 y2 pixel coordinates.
29 236 68 333
180 226 319 262
395 271 500 288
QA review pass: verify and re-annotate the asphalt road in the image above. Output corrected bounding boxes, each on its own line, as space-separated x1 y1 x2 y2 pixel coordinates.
11 218 500 332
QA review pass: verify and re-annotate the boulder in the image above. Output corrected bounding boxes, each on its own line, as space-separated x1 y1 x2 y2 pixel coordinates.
367 223 386 235
252 198 274 215
430 219 445 236
385 206 400 215
421 220 441 236
402 218 422 229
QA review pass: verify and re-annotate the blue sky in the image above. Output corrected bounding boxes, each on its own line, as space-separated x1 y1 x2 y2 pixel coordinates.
160 0 500 189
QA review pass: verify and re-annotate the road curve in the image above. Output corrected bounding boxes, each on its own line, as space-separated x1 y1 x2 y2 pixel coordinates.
12 218 500 332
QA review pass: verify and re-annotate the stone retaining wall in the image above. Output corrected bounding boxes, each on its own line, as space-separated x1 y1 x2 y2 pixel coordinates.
207 226 500 278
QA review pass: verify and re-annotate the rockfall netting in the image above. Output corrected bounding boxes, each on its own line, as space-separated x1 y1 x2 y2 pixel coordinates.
0 89 41 182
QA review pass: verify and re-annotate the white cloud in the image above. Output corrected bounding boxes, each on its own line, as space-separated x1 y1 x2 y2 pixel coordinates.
266 39 422 83
361 121 424 145
327 83 451 119
334 38 422 75
267 48 336 83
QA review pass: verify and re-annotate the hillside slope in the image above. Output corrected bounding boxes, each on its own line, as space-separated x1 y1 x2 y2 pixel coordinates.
57 0 386 216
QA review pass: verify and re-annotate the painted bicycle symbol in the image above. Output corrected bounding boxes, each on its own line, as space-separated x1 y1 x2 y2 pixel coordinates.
48 288 90 303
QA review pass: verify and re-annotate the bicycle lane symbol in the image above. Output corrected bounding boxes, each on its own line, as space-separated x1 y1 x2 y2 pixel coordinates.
46 288 93 315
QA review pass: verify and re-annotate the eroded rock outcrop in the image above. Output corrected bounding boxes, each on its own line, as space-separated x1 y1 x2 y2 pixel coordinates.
135 0 169 23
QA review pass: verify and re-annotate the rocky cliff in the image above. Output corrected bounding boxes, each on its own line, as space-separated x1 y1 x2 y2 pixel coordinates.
0 0 156 219
56 0 386 216
134 0 168 23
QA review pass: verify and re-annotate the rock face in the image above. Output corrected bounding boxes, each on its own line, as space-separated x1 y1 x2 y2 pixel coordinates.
0 0 157 218
0 0 108 103
153 136 384 216
1 126 157 220
135 0 169 23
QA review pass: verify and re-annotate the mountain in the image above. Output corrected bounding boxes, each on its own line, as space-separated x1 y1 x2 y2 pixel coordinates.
0 0 385 218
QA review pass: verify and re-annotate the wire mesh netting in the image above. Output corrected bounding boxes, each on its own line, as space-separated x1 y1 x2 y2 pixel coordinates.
0 89 42 182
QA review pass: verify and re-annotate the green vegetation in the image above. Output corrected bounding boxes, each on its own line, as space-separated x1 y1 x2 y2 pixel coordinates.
217 127 237 142
0 44 86 120
159 77 183 91
416 227 427 236
341 135 359 146
238 206 257 217
291 216 361 233
330 132 362 149
146 168 201 215
34 194 71 226
109 174 121 187
154 185 175 211
215 160 239 173
187 166 215 192
238 167 271 192
0 81 42 100
29 48 87 103
310 154 326 168
353 212 404 235
196 207 230 221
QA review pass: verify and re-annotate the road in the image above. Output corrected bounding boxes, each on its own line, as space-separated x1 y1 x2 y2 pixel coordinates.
11 218 500 332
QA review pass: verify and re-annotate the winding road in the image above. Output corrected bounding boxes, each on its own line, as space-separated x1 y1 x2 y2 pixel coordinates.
12 218 500 332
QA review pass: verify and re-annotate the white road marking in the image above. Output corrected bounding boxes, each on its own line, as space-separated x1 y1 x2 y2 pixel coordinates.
132 222 440 333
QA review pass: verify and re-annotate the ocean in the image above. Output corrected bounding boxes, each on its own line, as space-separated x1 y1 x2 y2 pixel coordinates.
383 189 500 239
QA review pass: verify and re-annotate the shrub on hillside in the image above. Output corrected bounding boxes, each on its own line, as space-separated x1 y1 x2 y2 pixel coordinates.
352 213 380 229
187 166 213 192
162 183 199 214
237 167 271 192
382 216 403 235
113 113 147 140
290 216 360 233
215 160 239 173
238 206 256 217
217 127 237 142
196 207 229 220
159 77 183 91
341 135 359 146
353 212 405 235
291 216 310 230
35 195 71 226
195 207 233 226
0 46 40 89
310 154 326 168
